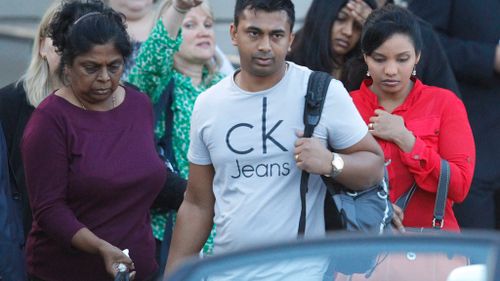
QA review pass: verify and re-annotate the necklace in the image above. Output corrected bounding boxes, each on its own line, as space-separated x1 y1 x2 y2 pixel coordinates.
71 88 116 111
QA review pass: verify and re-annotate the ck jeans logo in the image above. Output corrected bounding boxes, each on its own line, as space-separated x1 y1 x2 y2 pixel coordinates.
226 97 291 179
225 97 287 155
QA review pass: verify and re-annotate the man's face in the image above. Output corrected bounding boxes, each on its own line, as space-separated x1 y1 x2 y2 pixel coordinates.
230 8 294 78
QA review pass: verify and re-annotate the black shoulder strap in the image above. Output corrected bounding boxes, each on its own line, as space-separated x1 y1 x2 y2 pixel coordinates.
298 71 332 237
433 160 450 228
303 72 332 138
395 159 450 229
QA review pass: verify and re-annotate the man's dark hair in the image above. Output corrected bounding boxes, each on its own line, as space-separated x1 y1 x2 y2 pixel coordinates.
50 0 132 81
234 0 295 31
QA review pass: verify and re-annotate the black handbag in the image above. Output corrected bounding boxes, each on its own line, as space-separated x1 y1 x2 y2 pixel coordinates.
298 71 393 237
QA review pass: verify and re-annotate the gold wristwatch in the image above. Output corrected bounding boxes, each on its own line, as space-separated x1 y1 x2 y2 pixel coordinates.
324 152 344 178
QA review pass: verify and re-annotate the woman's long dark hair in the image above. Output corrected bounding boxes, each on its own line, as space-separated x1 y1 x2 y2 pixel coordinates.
287 0 376 76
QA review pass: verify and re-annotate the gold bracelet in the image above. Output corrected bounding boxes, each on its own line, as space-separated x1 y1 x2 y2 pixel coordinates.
173 5 190 14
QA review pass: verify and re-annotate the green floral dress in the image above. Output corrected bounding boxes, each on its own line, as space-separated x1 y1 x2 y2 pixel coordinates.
127 19 224 255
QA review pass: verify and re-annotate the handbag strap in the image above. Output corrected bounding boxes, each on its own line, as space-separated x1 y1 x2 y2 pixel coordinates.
298 71 331 237
395 159 450 229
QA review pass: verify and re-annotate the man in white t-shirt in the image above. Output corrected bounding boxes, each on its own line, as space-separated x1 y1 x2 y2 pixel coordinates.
165 0 384 278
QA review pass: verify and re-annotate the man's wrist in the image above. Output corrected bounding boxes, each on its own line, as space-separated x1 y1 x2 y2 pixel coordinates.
323 153 335 176
324 152 344 178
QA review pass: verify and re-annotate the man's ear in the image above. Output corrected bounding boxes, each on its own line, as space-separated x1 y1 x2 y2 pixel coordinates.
287 32 295 53
230 23 238 46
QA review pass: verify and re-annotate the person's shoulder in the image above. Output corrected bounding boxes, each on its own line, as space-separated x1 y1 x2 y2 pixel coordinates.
420 83 458 99
124 84 145 97
191 76 234 118
287 62 331 92
328 77 347 91
123 84 151 104
419 82 463 106
34 94 62 113
198 75 233 101
0 82 24 103
349 88 363 99
27 95 66 126
287 63 342 89
287 61 313 77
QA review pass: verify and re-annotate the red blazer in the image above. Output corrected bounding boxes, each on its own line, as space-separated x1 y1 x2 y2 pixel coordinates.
351 79 475 231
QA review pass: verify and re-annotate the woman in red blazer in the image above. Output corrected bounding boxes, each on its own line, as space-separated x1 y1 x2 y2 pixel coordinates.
350 5 475 231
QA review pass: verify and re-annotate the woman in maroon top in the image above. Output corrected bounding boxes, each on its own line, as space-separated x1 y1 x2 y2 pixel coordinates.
350 5 475 231
21 1 166 280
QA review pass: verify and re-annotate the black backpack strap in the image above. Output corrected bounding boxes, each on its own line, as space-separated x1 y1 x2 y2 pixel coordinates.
303 72 331 138
394 159 451 229
298 71 332 237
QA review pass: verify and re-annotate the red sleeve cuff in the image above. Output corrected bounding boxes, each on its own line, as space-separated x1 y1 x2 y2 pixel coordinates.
399 136 427 168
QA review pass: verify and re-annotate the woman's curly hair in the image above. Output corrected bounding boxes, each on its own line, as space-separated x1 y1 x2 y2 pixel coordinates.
49 0 132 81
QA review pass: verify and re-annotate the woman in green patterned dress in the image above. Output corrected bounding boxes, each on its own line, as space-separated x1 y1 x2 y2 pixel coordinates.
127 0 224 258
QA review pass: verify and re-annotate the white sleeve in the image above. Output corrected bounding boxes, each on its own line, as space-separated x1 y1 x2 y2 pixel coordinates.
320 79 368 150
187 96 212 165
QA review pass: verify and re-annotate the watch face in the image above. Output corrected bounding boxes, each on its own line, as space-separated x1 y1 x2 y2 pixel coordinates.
332 153 344 175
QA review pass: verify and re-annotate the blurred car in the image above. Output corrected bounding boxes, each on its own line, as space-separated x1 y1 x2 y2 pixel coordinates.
166 231 500 281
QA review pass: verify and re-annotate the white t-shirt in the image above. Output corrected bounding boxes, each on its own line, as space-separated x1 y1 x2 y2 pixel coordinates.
188 62 367 255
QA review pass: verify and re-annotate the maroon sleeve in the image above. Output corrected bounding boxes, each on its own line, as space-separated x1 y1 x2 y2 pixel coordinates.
21 109 85 248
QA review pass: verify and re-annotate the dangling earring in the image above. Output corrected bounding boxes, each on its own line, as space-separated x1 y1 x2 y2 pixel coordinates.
412 66 417 77
366 70 371 77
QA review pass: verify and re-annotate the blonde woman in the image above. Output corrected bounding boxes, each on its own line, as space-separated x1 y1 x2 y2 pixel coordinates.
0 0 62 244
127 0 223 261
106 0 234 79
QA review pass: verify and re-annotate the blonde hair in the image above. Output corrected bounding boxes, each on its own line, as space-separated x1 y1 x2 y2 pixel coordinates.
18 1 61 107
156 0 222 80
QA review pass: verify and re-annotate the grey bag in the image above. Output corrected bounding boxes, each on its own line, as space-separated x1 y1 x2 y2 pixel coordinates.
299 71 393 236
328 178 393 233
